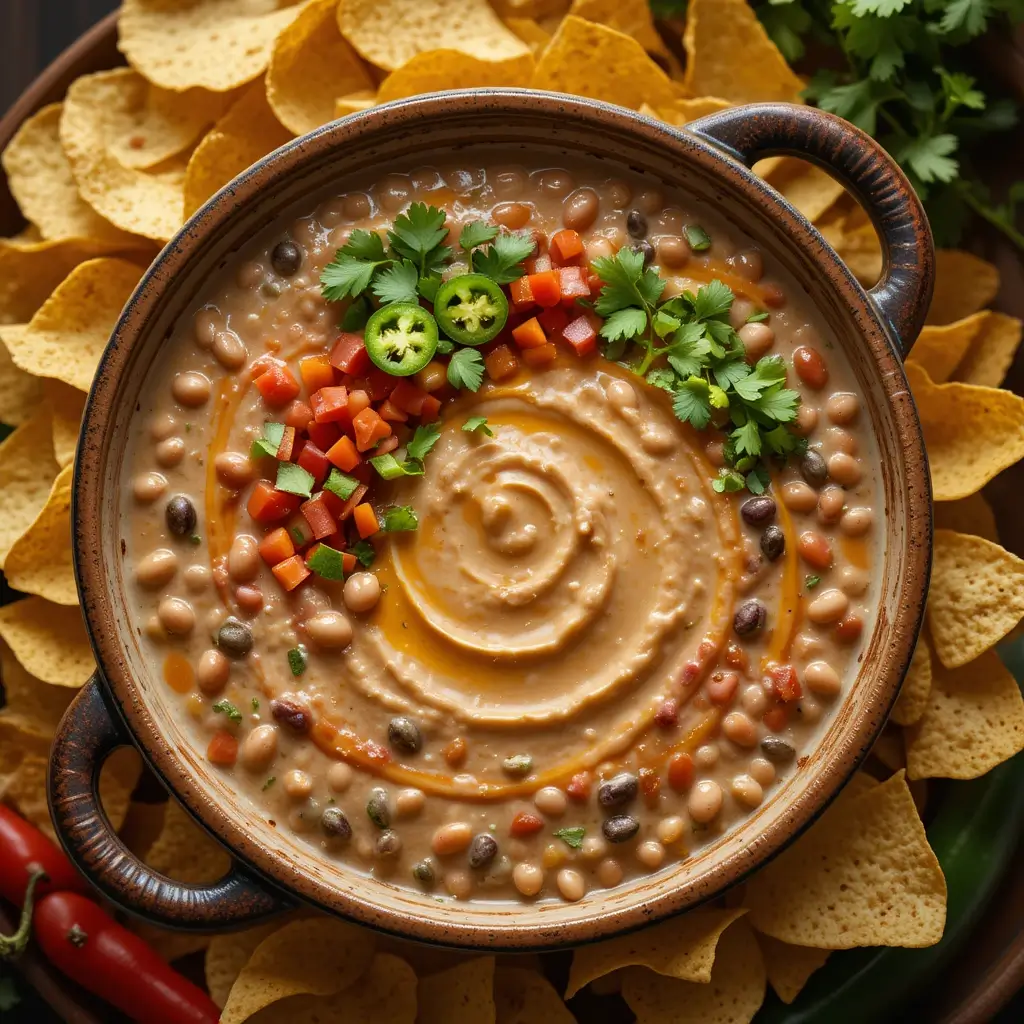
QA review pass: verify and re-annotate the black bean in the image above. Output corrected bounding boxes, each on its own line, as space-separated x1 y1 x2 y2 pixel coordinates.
165 495 196 536
733 600 767 637
760 737 796 764
626 209 648 238
760 525 786 562
366 787 390 829
388 716 422 754
271 698 311 734
602 815 640 843
375 830 402 857
413 859 436 886
598 772 638 809
800 449 829 489
320 806 352 840
632 239 655 268
468 833 498 869
271 240 302 277
217 618 253 658
740 496 777 526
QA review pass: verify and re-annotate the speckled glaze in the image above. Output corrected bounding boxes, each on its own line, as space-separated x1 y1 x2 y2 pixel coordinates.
50 92 933 949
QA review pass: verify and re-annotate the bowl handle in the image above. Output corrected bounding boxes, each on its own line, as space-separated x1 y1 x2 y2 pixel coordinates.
687 102 935 357
49 675 292 930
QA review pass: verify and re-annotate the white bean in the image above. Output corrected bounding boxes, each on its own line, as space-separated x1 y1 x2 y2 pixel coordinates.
157 596 194 635
806 588 849 624
228 534 260 583
305 610 353 649
135 549 177 588
241 724 278 770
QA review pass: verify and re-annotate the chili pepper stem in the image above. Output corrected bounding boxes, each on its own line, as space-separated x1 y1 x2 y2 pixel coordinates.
0 868 47 961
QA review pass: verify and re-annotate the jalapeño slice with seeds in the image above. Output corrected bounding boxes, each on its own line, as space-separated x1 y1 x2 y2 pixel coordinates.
434 273 509 347
364 302 438 376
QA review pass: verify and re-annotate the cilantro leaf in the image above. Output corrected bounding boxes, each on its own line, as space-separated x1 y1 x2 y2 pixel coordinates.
212 699 242 724
731 418 763 458
601 307 648 342
459 221 499 251
321 255 385 301
732 355 787 401
745 465 771 495
692 280 734 321
646 368 676 392
672 377 712 430
847 0 912 17
372 260 420 303
369 453 424 480
447 348 485 391
382 505 419 532
712 356 750 391
388 203 451 275
750 385 801 422
712 469 746 493
275 462 315 498
351 540 376 567
462 416 493 436
896 133 959 184
418 273 441 302
340 228 387 261
406 422 442 461
653 310 681 338
554 826 586 849
473 231 536 283
341 296 371 331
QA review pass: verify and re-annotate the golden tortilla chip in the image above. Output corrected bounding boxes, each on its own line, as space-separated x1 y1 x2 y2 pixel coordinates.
334 92 377 118
117 798 170 860
933 493 998 543
145 797 231 883
927 529 1024 668
184 80 294 218
493 0 571 17
756 934 830 1005
206 923 287 1009
338 0 530 72
566 907 746 997
267 0 374 136
927 250 1000 325
905 361 1024 501
743 771 946 948
621 919 766 1024
532 16 677 109
644 96 732 126
221 918 377 1024
4 464 77 605
2 259 142 393
905 649 1024 780
761 159 846 224
954 311 1022 388
0 598 94 688
908 311 988 384
0 407 59 568
494 967 574 1023
1 105 139 244
871 726 906 772
378 51 536 104
418 957 496 1024
119 0 307 92
43 379 86 469
503 17 552 56
0 335 42 427
891 638 933 727
0 641 75 737
569 0 668 58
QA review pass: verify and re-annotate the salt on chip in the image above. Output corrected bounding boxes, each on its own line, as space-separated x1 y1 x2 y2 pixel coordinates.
206 923 287 1009
744 771 946 948
927 529 1024 669
495 967 574 1023
569 0 669 59
954 312 1022 388
532 16 677 110
908 311 988 384
4 464 77 606
890 638 933 727
43 379 86 469
377 52 536 104
756 934 830 1005
621 918 766 1024
0 335 42 427
933 493 998 543
906 649 1024 780
337 0 530 73
118 0 307 93
926 250 1000 325
2 259 143 393
565 907 746 997
0 407 59 568
418 957 495 1024
334 92 377 119
267 0 374 136
0 598 94 688
904 361 1024 501
184 81 293 218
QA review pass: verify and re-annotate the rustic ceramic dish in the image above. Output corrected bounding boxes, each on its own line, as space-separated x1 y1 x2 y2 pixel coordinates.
47 90 934 949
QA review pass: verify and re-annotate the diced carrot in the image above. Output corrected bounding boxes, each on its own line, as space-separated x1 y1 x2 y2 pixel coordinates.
527 270 560 308
558 265 590 305
485 344 519 382
310 385 350 424
508 276 535 310
254 363 300 406
550 228 584 262
347 389 371 419
353 503 379 538
283 400 313 429
342 552 358 573
326 435 360 472
296 441 330 484
272 554 311 592
353 407 392 452
286 513 315 549
562 314 597 357
537 305 569 337
511 317 547 349
330 332 371 376
299 354 335 394
275 424 297 461
509 812 544 837
248 353 285 379
388 380 429 416
566 772 591 801
375 435 400 454
258 526 295 566
378 398 409 423
524 253 553 275
770 664 803 703
419 395 442 422
300 492 337 540
247 481 300 524
207 731 238 766
522 343 557 368
339 484 368 521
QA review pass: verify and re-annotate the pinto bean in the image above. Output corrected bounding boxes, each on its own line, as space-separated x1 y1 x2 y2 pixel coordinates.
793 346 829 390
562 188 599 231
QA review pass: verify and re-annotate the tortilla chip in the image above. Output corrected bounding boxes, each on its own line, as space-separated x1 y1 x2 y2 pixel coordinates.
492 0 571 17
933 493 998 543
221 918 377 1024
207 923 287 1009
532 16 677 109
760 159 846 224
0 105 138 244
565 907 746 997
891 638 933 727
0 641 75 736
337 0 530 72
905 649 1024 780
184 80 294 218
378 51 536 104
494 967 574 1023
43 379 86 469
927 530 1024 669
644 96 732 126
334 92 377 118
743 771 946 948
569 0 668 58
119 0 307 92
4 464 77 605
908 311 988 384
0 407 59 568
0 598 94 688
2 259 142 393
117 798 170 860
871 726 906 772
418 958 496 1024
927 250 1000 325
621 919 766 1024
145 797 231 883
503 17 553 56
954 312 1023 388
756 934 830 1005
905 361 1024 501
267 0 374 136
0 335 42 427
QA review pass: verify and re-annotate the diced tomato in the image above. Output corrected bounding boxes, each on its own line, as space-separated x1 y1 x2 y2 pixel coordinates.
300 492 338 540
207 731 238 766
509 812 544 838
509 276 535 311
388 380 430 417
527 270 560 308
769 664 803 703
326 435 360 472
272 554 310 592
378 398 408 423
330 332 372 376
248 353 285 379
306 420 340 452
763 705 790 732
347 389 371 419
485 344 519 382
339 484 368 521
586 270 603 292
352 503 379 538
299 354 335 395
537 305 569 337
283 400 313 429
342 552 358 573
558 265 590 306
296 441 330 485
524 253 553 275
667 752 695 792
353 407 391 452
275 424 297 461
562 314 597 357
522 343 557 368
639 767 661 804
375 435 400 455
511 317 547 350
258 527 295 566
419 395 442 422
366 369 398 402
550 228 584 262
310 385 350 425
285 513 314 550
247 481 300 524
566 772 591 801
254 363 300 406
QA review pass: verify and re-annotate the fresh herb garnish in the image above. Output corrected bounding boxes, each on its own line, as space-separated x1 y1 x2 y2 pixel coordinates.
371 260 420 304
369 452 425 480
459 220 499 251
472 231 537 284
251 421 285 460
554 826 586 849
381 505 419 532
351 539 376 567
388 202 452 276
287 646 307 677
447 347 485 391
323 468 360 501
462 416 493 436
251 697 259 711
746 310 770 323
262 776 276 791
805 574 822 590
307 543 346 580
406 422 442 461
189 534 202 545
212 699 242 724
274 461 315 499
685 224 712 251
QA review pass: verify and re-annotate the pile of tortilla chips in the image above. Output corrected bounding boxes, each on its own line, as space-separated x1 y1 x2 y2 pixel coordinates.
1 1 1023 1020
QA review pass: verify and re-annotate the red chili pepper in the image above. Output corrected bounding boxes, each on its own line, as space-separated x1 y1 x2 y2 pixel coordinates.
0 806 89 908
33 892 219 1024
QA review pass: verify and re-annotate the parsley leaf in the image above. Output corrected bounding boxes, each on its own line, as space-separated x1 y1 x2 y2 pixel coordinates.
340 228 387 262
460 221 499 251
321 254 384 301
601 307 649 342
554 826 586 849
692 279 734 321
212 699 242 724
406 422 442 461
388 203 451 275
672 377 713 430
473 231 536 283
462 416 493 436
447 348 485 391
372 260 420 304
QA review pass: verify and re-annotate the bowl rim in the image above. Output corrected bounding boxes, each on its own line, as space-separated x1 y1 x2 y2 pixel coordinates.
71 88 932 949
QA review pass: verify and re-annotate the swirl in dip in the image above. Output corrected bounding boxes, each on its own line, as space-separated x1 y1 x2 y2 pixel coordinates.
123 152 879 905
